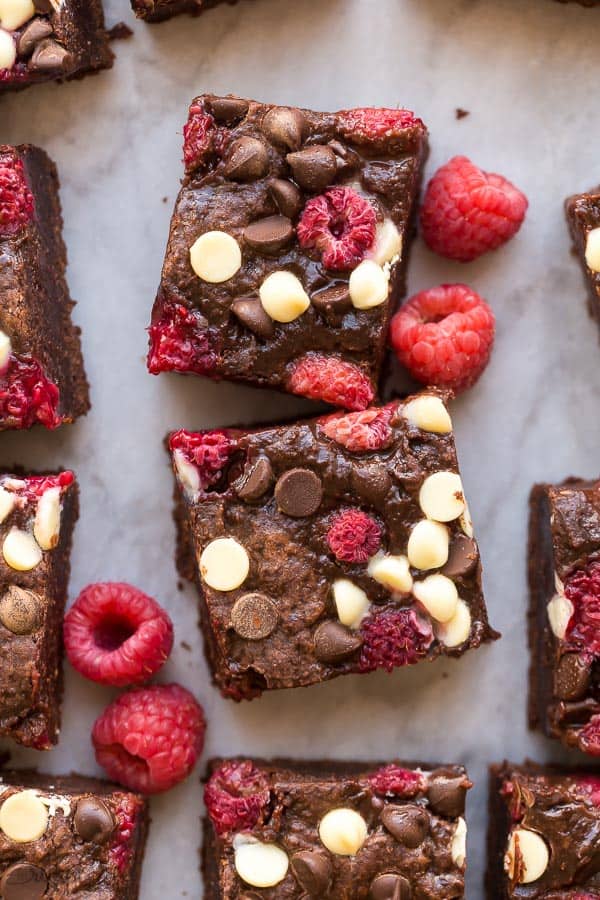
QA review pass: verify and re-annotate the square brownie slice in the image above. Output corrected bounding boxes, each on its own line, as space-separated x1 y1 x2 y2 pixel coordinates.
0 145 90 430
528 479 600 756
565 187 600 331
487 761 600 898
170 391 497 700
0 470 78 749
0 771 148 898
148 95 428 411
203 757 471 898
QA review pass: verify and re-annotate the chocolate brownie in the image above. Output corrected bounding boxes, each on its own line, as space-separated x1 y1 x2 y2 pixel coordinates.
203 757 471 899
147 95 428 411
0 145 90 430
487 761 600 897
528 479 600 756
566 187 600 332
132 0 237 23
170 391 497 700
0 470 78 749
0 770 148 898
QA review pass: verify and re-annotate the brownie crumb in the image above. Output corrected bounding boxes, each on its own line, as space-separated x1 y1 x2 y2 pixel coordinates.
108 22 134 40
455 108 470 120
180 641 192 652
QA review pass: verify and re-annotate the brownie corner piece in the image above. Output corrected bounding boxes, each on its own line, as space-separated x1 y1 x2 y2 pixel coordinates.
0 144 90 431
565 185 600 328
169 391 496 700
148 95 428 410
203 757 470 898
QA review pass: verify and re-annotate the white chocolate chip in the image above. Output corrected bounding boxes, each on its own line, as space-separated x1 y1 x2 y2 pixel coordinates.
367 553 413 593
505 829 549 884
413 573 458 623
369 219 402 266
419 472 465 523
434 598 471 647
0 0 34 30
319 808 368 856
349 260 389 310
189 231 242 283
402 395 452 434
0 487 14 525
200 537 249 591
460 502 474 538
33 486 61 551
547 593 573 640
333 579 370 629
233 835 289 888
0 28 15 71
451 817 467 868
2 528 42 571
585 227 600 274
40 793 71 818
407 520 449 571
173 449 200 499
259 271 310 323
0 330 11 372
0 790 48 842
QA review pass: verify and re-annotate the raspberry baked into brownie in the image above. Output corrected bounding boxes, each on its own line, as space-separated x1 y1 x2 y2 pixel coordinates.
148 95 428 410
566 187 600 331
170 391 497 700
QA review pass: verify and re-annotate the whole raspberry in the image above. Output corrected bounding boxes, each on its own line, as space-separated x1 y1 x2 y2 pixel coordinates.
147 301 219 375
0 155 34 237
169 429 234 493
359 608 433 673
64 583 174 687
326 509 382 563
0 355 61 429
297 187 376 271
287 354 374 411
319 405 394 453
368 765 425 798
420 155 528 262
390 283 495 393
92 684 205 794
578 716 600 757
337 107 424 147
564 560 600 656
204 760 271 836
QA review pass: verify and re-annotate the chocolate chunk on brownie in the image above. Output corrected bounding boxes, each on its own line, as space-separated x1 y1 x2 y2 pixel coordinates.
170 391 497 700
0 470 77 749
148 95 428 410
529 478 600 756
132 0 236 22
565 186 600 332
487 761 600 897
0 145 90 430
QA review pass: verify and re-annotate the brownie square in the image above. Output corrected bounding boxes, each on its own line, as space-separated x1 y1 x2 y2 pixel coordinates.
565 187 600 331
170 391 497 700
0 771 148 898
0 145 90 431
0 470 78 749
528 479 600 756
203 757 471 899
147 94 428 411
487 762 600 898
132 0 235 22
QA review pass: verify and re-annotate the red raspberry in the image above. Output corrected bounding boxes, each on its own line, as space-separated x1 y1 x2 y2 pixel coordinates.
576 776 600 807
326 509 382 563
204 760 271 836
0 155 34 237
17 470 74 501
183 103 216 172
147 301 219 375
359 608 433 673
297 187 376 271
287 354 374 411
92 684 205 794
368 765 425 798
319 405 394 452
110 794 143 873
64 583 174 687
337 107 424 147
420 155 528 262
390 283 495 393
0 355 61 429
564 560 600 656
169 429 235 493
579 716 600 757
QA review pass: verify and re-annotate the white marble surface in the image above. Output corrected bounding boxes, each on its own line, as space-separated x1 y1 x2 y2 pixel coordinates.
1 0 600 895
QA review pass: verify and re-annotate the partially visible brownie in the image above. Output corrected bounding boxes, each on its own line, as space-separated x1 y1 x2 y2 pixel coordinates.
203 757 471 898
0 145 89 430
0 470 78 749
565 187 600 330
132 0 236 23
0 771 149 898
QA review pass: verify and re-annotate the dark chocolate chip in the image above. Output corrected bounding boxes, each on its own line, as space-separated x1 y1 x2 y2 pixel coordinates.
17 17 53 58
380 804 429 848
286 146 337 193
0 586 41 635
0 864 47 900
74 797 115 843
555 652 592 701
369 872 411 900
207 96 249 123
28 39 71 71
427 774 468 818
290 849 332 895
441 534 478 579
32 0 53 12
268 178 303 219
313 621 363 663
262 106 306 151
234 456 274 500
311 285 352 319
274 468 323 517
243 215 294 254
232 298 275 340
329 140 360 174
350 467 392 506
231 593 279 640
224 137 269 182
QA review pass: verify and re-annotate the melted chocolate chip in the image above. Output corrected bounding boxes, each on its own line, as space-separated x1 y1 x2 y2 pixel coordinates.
224 137 269 182
17 17 53 58
313 621 363 663
274 468 323 517
311 284 352 320
262 106 306 151
0 864 47 900
286 145 337 192
74 797 115 843
0 586 41 635
231 593 279 640
207 96 249 123
243 215 294 254
268 178 303 219
234 456 274 501
329 140 360 175
369 872 411 900
232 298 275 340
555 652 592 701
381 804 429 848
28 39 71 71
350 467 392 506
442 534 478 579
427 774 468 818
290 849 332 895
32 0 53 11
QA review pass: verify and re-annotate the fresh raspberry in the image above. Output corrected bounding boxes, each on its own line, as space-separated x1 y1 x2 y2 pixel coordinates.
92 684 205 794
575 776 600 807
147 301 219 375
15 470 74 501
368 765 425 798
326 509 382 563
0 355 61 429
578 716 600 757
390 283 495 393
420 155 528 262
204 760 271 836
64 583 174 687
319 405 394 453
287 354 374 411
169 429 235 493
337 107 424 147
110 794 142 873
359 608 433 673
297 187 376 271
183 103 221 173
0 155 34 237
564 560 600 656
